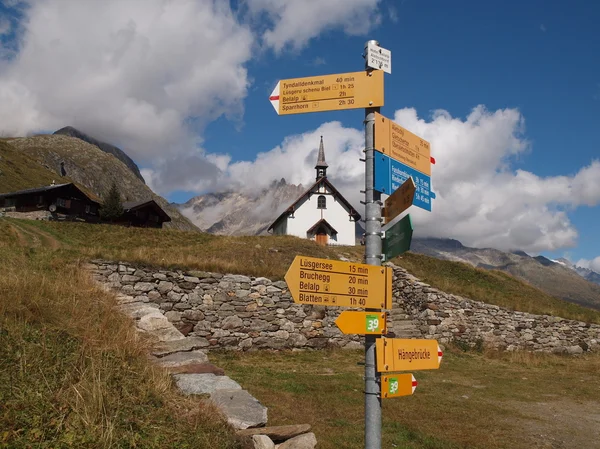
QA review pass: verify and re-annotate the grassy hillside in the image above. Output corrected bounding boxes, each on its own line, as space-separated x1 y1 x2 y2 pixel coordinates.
1 217 599 448
0 140 64 192
2 135 198 232
0 220 240 448
5 217 600 323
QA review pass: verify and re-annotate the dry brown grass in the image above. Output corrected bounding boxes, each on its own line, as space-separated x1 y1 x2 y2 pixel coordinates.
0 233 240 447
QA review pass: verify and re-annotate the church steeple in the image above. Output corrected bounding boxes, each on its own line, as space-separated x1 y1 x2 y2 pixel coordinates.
315 136 328 180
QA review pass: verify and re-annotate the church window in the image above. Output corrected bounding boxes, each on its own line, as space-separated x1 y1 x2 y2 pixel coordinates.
317 195 326 209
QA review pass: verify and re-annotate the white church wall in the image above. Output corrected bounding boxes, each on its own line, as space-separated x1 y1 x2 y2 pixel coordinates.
285 184 357 246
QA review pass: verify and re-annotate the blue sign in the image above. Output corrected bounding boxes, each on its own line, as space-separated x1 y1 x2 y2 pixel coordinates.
374 151 435 212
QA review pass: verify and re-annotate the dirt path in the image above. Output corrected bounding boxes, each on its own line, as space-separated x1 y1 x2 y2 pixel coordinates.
6 220 62 249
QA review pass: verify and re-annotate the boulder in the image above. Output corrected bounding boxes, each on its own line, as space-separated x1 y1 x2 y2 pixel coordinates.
153 349 209 367
237 425 312 443
276 433 317 449
174 373 242 395
137 312 185 342
252 435 275 449
134 282 155 292
210 389 268 430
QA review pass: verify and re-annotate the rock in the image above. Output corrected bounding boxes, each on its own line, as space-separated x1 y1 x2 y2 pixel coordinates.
276 433 317 449
165 362 225 376
137 312 186 342
134 282 155 292
119 302 159 319
272 281 287 289
153 273 168 281
147 290 162 302
210 389 268 430
182 309 205 321
566 345 584 355
158 281 174 294
152 336 210 357
253 277 271 286
223 274 252 283
164 311 182 322
122 274 141 283
237 424 312 443
223 315 244 330
153 349 209 367
252 435 275 449
174 373 242 395
175 322 194 336
265 286 281 294
183 276 201 283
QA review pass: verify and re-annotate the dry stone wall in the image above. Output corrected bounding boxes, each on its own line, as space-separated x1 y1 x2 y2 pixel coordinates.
91 260 363 351
90 260 600 354
391 265 600 354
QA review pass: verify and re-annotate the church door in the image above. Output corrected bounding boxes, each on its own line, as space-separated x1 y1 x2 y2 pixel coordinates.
316 232 328 246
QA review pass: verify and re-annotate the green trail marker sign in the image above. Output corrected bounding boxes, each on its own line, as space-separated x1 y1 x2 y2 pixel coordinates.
382 214 413 261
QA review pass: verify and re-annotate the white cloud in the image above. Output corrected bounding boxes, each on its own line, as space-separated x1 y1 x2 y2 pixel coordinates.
576 257 600 273
198 106 600 253
0 0 253 181
246 0 382 52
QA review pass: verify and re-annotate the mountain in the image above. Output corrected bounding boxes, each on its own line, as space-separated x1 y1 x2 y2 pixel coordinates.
410 237 600 310
4 135 198 232
54 126 145 183
179 178 306 235
555 257 600 286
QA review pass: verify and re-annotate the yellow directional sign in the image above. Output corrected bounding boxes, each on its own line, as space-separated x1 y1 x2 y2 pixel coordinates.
284 255 392 309
376 338 443 372
269 70 384 115
382 176 416 224
335 311 387 335
381 374 417 398
374 112 431 176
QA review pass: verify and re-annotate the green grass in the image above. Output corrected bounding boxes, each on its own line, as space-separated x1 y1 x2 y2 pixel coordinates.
210 347 600 449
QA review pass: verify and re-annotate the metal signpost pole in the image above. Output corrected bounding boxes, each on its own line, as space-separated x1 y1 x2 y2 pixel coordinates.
363 39 382 449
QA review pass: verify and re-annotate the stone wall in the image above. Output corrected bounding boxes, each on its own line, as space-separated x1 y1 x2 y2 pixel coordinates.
90 260 363 351
90 260 600 354
391 265 600 354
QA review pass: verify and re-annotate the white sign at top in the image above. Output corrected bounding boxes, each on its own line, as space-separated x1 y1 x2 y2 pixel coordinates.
366 43 391 74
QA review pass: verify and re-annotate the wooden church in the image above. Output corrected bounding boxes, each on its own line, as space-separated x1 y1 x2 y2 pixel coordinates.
268 137 361 245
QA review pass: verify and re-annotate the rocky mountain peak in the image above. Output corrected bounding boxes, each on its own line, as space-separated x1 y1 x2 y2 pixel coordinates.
54 126 145 183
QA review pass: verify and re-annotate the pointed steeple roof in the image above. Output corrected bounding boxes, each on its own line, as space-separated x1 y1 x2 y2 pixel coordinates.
315 136 328 168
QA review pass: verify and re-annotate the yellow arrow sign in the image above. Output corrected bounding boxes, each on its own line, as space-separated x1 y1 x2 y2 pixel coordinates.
335 311 387 335
284 255 392 309
376 338 443 372
374 112 431 176
269 70 384 115
381 374 417 399
382 176 416 224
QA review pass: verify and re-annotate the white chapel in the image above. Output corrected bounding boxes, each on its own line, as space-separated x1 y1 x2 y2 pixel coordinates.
268 137 361 246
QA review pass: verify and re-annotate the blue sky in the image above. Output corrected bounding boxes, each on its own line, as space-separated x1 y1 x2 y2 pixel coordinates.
0 0 599 267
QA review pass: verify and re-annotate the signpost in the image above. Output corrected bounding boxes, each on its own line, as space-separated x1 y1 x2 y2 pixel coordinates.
374 112 431 176
269 70 384 115
381 374 417 399
382 176 415 224
284 255 392 309
374 152 435 211
366 42 392 74
335 311 387 335
376 338 443 373
382 214 413 261
272 39 439 449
